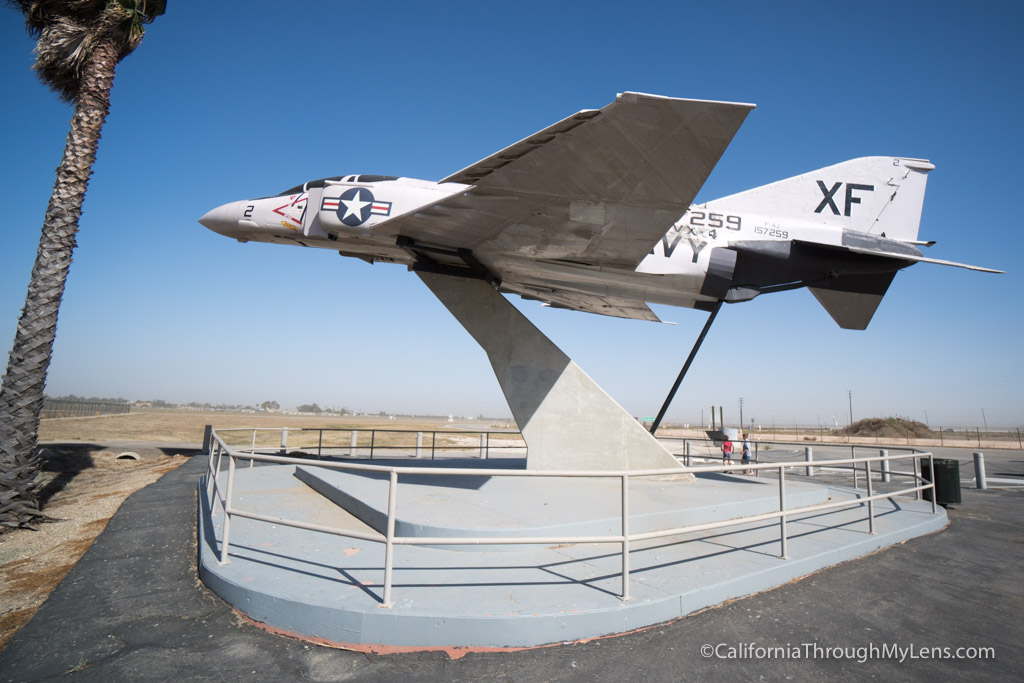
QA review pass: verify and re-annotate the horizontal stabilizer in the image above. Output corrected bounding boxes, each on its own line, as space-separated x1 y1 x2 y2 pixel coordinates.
794 236 1004 274
844 248 1004 274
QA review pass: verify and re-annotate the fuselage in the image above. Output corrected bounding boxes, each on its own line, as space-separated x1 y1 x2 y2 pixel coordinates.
198 174 886 313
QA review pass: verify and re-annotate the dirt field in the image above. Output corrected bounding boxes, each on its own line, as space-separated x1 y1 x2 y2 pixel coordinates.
34 410 501 445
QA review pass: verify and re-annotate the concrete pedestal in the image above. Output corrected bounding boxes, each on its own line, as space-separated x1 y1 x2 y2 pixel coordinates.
419 272 686 475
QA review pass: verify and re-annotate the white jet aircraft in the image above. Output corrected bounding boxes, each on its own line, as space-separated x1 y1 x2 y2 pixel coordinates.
200 92 1002 452
199 92 998 333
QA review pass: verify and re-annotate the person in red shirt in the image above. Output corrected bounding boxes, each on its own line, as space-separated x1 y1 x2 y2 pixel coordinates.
721 437 734 469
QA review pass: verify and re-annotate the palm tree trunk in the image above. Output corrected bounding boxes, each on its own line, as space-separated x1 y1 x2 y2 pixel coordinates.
0 40 120 530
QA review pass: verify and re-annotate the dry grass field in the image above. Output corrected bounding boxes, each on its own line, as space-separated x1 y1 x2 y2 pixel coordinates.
32 410 1018 452
37 409 500 444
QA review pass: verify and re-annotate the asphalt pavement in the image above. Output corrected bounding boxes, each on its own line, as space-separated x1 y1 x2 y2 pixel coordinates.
1 446 1021 682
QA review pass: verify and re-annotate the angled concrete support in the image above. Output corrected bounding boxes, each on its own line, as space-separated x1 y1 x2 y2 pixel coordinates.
418 272 690 478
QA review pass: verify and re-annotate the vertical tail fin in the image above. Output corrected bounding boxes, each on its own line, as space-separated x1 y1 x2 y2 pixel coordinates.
705 156 934 241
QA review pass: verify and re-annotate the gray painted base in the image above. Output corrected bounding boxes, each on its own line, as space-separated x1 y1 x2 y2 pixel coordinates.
293 465 827 549
199 463 946 649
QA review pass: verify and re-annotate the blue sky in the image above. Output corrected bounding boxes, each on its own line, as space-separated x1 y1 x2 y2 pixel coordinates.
2 1 1021 428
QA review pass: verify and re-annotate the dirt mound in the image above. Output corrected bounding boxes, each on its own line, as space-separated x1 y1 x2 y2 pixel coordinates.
840 417 935 439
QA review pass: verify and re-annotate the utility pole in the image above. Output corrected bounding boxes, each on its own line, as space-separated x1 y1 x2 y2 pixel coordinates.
739 397 744 433
848 390 854 427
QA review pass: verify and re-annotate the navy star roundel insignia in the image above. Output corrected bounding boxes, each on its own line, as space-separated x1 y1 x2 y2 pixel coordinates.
333 188 393 227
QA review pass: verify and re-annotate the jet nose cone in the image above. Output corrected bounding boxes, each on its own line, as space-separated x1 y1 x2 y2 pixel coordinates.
198 200 245 235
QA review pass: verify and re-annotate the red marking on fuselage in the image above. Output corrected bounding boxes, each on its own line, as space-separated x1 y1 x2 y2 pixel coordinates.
273 193 307 227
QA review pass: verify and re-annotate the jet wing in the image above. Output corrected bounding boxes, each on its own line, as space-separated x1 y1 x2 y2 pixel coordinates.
501 282 663 322
382 92 754 271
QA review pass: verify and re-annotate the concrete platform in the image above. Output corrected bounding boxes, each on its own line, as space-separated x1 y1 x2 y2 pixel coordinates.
8 449 1022 681
293 464 828 548
198 459 946 649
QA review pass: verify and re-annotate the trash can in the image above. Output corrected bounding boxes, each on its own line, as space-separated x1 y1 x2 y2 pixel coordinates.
919 458 962 506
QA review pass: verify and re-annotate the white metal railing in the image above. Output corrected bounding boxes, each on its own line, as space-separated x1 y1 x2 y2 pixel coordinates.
204 431 938 607
209 426 525 463
660 438 942 492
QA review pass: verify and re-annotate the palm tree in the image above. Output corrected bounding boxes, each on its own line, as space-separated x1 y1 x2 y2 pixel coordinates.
0 0 167 529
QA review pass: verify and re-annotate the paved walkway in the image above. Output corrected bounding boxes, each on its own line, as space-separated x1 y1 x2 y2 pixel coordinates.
1 450 1021 681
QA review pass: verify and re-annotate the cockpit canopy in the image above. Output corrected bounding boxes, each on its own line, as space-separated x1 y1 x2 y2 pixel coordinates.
276 175 398 196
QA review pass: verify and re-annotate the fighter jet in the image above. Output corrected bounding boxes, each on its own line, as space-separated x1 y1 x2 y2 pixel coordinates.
199 92 1000 331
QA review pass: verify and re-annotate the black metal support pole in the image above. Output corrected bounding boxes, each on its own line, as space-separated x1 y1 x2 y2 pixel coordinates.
650 301 723 434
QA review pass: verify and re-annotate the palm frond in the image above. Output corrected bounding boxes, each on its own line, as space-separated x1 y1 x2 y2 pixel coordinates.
6 1 106 36
8 0 167 102
33 18 96 100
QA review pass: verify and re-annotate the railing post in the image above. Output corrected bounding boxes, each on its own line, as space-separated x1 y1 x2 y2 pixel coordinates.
914 457 921 501
370 431 376 459
880 450 890 482
974 452 987 490
621 473 631 601
280 428 288 455
684 439 691 467
929 455 937 514
431 432 436 460
207 440 219 502
851 446 859 488
479 433 486 458
864 460 875 534
210 443 225 518
317 430 323 459
219 454 237 565
350 430 357 457
778 466 788 559
415 432 423 458
485 432 490 459
804 446 815 476
382 470 398 608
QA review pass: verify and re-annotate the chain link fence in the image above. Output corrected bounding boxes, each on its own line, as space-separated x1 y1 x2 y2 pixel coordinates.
41 399 131 419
